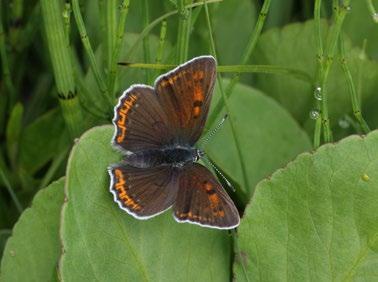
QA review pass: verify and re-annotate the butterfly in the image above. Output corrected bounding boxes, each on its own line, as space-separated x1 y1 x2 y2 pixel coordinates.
108 56 240 229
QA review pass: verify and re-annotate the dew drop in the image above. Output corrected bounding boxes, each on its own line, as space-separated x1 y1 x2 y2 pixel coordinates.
309 110 320 120
345 5 352 12
373 13 378 23
314 86 322 101
338 117 350 129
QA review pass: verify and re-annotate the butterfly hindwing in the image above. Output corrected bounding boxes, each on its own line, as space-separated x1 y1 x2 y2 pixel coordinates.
173 163 240 229
108 164 179 219
112 85 174 152
155 56 216 145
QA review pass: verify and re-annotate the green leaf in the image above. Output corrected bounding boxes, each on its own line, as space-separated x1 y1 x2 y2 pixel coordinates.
60 126 232 281
252 20 378 131
6 103 23 166
234 130 378 281
0 178 65 282
207 81 312 197
19 108 70 175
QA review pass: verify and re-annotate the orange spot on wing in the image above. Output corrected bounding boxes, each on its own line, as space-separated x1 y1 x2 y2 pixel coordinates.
193 106 201 117
116 94 138 143
193 71 204 80
114 169 141 211
194 85 203 102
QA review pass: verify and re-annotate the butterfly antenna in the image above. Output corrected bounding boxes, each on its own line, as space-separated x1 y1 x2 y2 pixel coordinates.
202 154 235 192
200 114 228 148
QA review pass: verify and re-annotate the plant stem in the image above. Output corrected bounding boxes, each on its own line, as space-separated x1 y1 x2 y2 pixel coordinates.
63 2 71 44
71 0 112 109
313 0 323 148
0 1 16 104
142 0 152 83
155 20 167 78
339 36 370 134
366 0 378 22
121 63 312 84
208 0 271 126
106 0 117 69
108 0 130 96
40 0 84 138
0 168 23 214
176 0 192 63
320 1 351 143
39 146 69 189
125 0 221 60
203 0 250 201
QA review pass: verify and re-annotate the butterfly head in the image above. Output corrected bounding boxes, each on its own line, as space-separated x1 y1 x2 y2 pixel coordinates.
194 148 205 162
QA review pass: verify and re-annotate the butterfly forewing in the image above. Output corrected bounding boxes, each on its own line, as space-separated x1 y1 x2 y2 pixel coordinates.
173 163 240 229
110 56 240 230
155 56 216 145
108 165 179 219
112 86 174 152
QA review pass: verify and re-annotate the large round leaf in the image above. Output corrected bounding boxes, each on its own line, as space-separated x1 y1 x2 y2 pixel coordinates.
206 81 312 197
0 178 65 282
60 126 232 281
234 130 378 281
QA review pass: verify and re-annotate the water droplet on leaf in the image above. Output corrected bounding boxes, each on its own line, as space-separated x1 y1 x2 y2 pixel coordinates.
309 110 320 120
338 117 350 129
314 87 322 101
373 13 378 23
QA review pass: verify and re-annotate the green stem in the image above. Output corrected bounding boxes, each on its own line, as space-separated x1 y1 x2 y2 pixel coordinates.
339 36 370 134
125 0 221 60
40 0 84 138
176 0 192 63
105 0 117 69
9 0 23 48
155 20 167 78
120 63 312 83
204 1 250 201
0 168 23 214
108 0 130 96
39 147 69 189
319 1 350 143
366 0 378 22
63 2 71 44
156 20 167 65
0 1 16 103
142 0 152 83
71 0 112 108
209 0 271 126
313 0 323 148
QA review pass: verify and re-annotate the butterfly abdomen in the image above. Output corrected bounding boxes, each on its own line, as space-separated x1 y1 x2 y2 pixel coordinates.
125 147 199 168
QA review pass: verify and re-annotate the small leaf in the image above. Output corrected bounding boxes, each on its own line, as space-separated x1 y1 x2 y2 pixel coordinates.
234 131 378 281
0 178 65 282
60 126 232 281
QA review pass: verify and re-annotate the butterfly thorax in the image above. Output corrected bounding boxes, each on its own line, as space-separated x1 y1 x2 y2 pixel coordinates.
125 146 202 169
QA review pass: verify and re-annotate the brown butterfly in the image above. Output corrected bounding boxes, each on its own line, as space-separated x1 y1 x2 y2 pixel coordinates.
108 56 240 229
